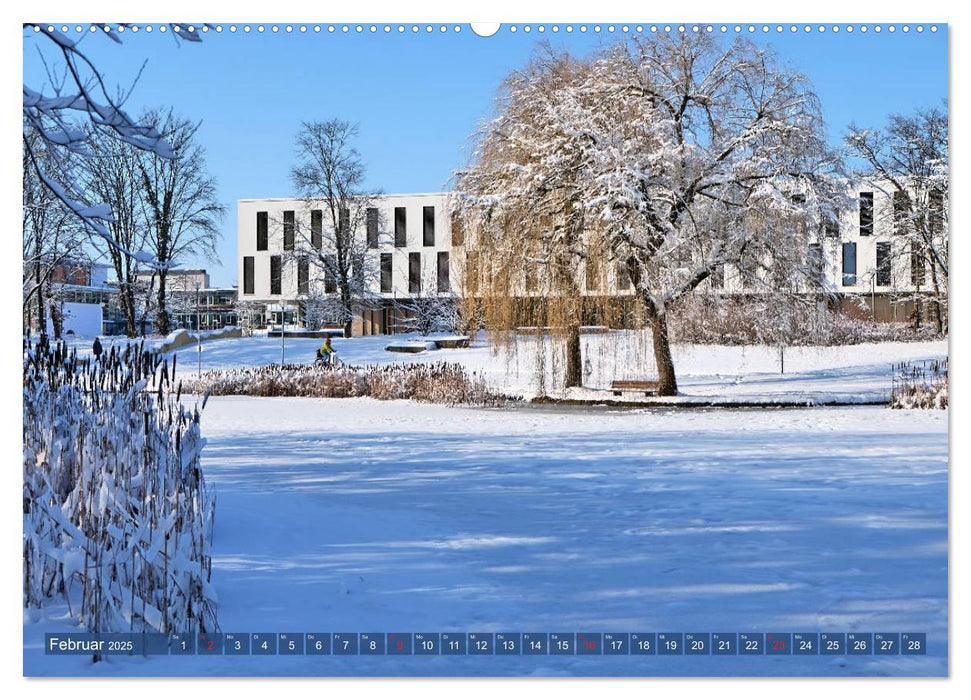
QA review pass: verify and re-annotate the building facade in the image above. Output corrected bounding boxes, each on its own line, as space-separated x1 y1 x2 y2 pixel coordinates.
238 193 457 335
132 269 239 332
238 184 941 333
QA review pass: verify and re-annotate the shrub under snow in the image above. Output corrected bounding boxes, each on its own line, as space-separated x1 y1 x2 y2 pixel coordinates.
181 362 513 406
23 336 217 642
670 296 943 347
890 359 948 410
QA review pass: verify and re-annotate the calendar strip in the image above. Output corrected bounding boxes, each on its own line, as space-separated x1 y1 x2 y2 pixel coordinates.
45 632 926 657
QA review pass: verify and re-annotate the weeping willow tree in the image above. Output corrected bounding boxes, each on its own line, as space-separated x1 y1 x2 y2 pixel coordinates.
455 35 844 395
453 53 630 390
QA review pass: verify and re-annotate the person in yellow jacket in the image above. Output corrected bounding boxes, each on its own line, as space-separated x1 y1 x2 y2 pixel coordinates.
316 335 336 366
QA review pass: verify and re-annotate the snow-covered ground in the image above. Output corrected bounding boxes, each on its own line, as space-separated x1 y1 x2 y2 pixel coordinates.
24 397 947 677
57 331 948 403
26 332 948 676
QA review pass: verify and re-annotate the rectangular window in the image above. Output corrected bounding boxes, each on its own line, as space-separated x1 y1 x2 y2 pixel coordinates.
842 242 857 286
876 242 892 286
339 207 350 236
409 252 421 293
524 264 537 293
437 251 450 292
616 261 631 291
893 190 910 235
808 244 824 286
366 207 379 248
351 253 364 289
451 212 464 246
243 256 254 295
585 256 599 291
823 217 840 238
380 253 392 293
297 257 309 295
311 209 323 249
256 211 268 251
269 255 282 295
466 251 479 294
423 205 435 246
859 192 874 236
929 188 945 236
283 210 295 251
911 241 926 286
324 255 337 294
394 207 407 247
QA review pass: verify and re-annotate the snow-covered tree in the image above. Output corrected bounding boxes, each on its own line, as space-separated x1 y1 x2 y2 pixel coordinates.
137 109 224 335
845 105 948 333
287 120 383 337
233 298 265 335
23 24 205 262
299 288 346 331
78 127 148 337
456 35 845 395
396 292 461 335
22 130 85 336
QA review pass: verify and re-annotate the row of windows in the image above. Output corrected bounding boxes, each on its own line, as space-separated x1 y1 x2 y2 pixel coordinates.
841 241 927 287
255 205 456 252
254 192 944 257
853 189 945 238
246 246 929 297
242 252 452 296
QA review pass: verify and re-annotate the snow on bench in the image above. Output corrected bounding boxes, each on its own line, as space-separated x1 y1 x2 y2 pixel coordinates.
426 335 470 348
385 336 471 353
611 380 661 397
385 341 439 354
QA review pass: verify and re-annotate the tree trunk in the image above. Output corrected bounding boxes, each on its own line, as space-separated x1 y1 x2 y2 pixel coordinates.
643 296 678 396
50 303 63 340
156 273 170 336
341 290 354 338
36 281 45 336
120 284 137 338
928 264 945 334
564 324 582 388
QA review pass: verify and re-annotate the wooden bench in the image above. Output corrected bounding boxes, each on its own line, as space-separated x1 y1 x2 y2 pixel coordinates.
611 380 661 397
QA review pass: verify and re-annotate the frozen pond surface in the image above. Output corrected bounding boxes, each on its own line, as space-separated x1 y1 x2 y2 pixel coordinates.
25 397 948 676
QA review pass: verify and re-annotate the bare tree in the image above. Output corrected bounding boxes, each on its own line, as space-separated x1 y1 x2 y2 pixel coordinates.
233 298 265 335
289 120 382 337
79 128 148 337
138 109 224 335
456 35 844 395
845 105 948 333
22 24 205 253
396 292 461 335
22 130 85 336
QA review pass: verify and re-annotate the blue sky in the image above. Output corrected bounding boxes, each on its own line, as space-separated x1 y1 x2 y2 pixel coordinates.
23 24 948 287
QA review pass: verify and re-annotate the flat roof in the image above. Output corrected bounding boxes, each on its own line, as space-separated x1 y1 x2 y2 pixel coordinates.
238 192 450 203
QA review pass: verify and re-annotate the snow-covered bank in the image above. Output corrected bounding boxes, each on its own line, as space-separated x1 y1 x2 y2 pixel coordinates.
153 332 946 403
51 331 946 402
24 397 948 677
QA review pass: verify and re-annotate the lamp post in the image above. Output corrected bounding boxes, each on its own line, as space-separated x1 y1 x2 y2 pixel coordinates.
280 304 286 367
194 281 202 377
871 273 876 322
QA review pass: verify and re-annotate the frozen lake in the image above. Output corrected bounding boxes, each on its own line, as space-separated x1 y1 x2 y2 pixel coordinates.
25 396 948 676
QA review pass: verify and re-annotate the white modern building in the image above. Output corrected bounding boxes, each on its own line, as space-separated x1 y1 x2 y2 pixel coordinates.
238 183 942 333
238 193 458 335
